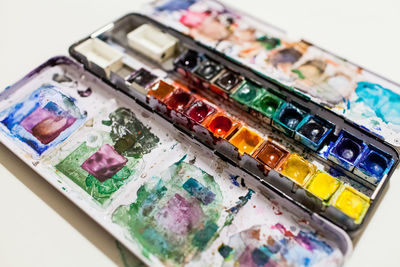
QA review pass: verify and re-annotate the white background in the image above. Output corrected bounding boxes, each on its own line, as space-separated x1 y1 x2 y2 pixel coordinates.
1 0 400 266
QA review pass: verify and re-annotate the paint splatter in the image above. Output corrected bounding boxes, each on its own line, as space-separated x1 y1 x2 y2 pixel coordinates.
354 82 400 126
221 224 338 267
77 87 92 97
112 159 223 265
55 107 159 205
0 85 86 156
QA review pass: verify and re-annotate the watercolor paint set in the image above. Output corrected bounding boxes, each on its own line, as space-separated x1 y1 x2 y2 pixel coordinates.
0 0 399 266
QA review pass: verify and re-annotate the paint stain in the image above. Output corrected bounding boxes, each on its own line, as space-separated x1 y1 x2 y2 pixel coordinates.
0 85 86 156
77 87 92 97
355 82 400 125
271 47 303 67
112 159 223 264
221 224 336 266
55 108 159 205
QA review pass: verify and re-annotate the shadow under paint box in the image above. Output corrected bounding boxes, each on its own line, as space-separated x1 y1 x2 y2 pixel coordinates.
254 140 289 169
272 103 308 137
354 145 394 185
328 130 366 171
295 115 334 151
250 90 285 124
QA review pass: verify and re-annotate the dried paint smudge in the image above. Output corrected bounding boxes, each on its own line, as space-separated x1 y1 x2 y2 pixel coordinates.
112 159 223 264
55 107 159 205
0 85 86 156
220 224 338 267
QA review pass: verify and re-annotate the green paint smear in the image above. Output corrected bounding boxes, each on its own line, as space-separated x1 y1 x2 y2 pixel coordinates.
291 69 306 80
257 36 281 50
112 159 223 265
55 107 159 205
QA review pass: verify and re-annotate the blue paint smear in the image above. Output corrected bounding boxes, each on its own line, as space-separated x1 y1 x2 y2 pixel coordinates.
228 174 240 187
155 0 197 12
355 82 400 125
183 177 216 205
0 85 86 156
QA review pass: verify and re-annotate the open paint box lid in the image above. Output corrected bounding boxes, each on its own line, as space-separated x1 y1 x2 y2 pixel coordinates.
0 0 398 266
143 0 400 149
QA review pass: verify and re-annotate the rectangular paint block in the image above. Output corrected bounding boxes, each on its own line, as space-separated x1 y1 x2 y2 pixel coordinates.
306 171 341 202
330 185 370 224
272 103 307 137
127 68 158 95
204 113 240 139
278 153 316 187
254 141 289 169
230 82 264 111
328 130 366 171
164 88 195 112
127 24 178 62
228 127 264 156
74 38 123 78
194 58 223 81
250 91 284 124
354 145 394 185
182 177 216 205
147 80 175 100
184 100 216 124
295 115 334 151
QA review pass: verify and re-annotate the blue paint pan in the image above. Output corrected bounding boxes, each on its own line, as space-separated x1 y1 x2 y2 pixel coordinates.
295 115 334 151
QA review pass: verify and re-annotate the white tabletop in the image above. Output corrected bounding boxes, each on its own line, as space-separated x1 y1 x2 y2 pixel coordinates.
1 0 399 266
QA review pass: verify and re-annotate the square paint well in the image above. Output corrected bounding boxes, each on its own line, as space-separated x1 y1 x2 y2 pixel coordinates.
148 80 175 100
174 50 202 75
255 141 289 169
229 127 264 156
295 115 333 151
278 153 316 187
231 82 263 107
213 70 243 93
250 91 284 123
330 186 370 224
204 113 240 139
306 171 341 201
164 89 195 111
194 59 223 81
354 145 394 185
328 130 366 171
272 103 308 137
127 68 158 95
184 100 216 124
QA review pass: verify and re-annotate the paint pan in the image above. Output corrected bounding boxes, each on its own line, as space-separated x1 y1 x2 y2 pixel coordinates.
147 80 175 100
250 91 284 124
174 49 202 77
278 153 316 187
127 24 178 62
194 58 223 81
164 88 195 111
204 113 240 139
254 140 289 169
330 185 370 224
211 69 243 98
126 68 158 95
328 130 366 171
354 145 394 185
74 38 123 78
230 81 264 110
306 171 341 202
228 127 264 156
184 100 216 124
295 115 334 151
272 103 307 137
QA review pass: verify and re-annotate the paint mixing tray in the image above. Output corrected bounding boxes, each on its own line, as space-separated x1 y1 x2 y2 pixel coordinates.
1 0 399 266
